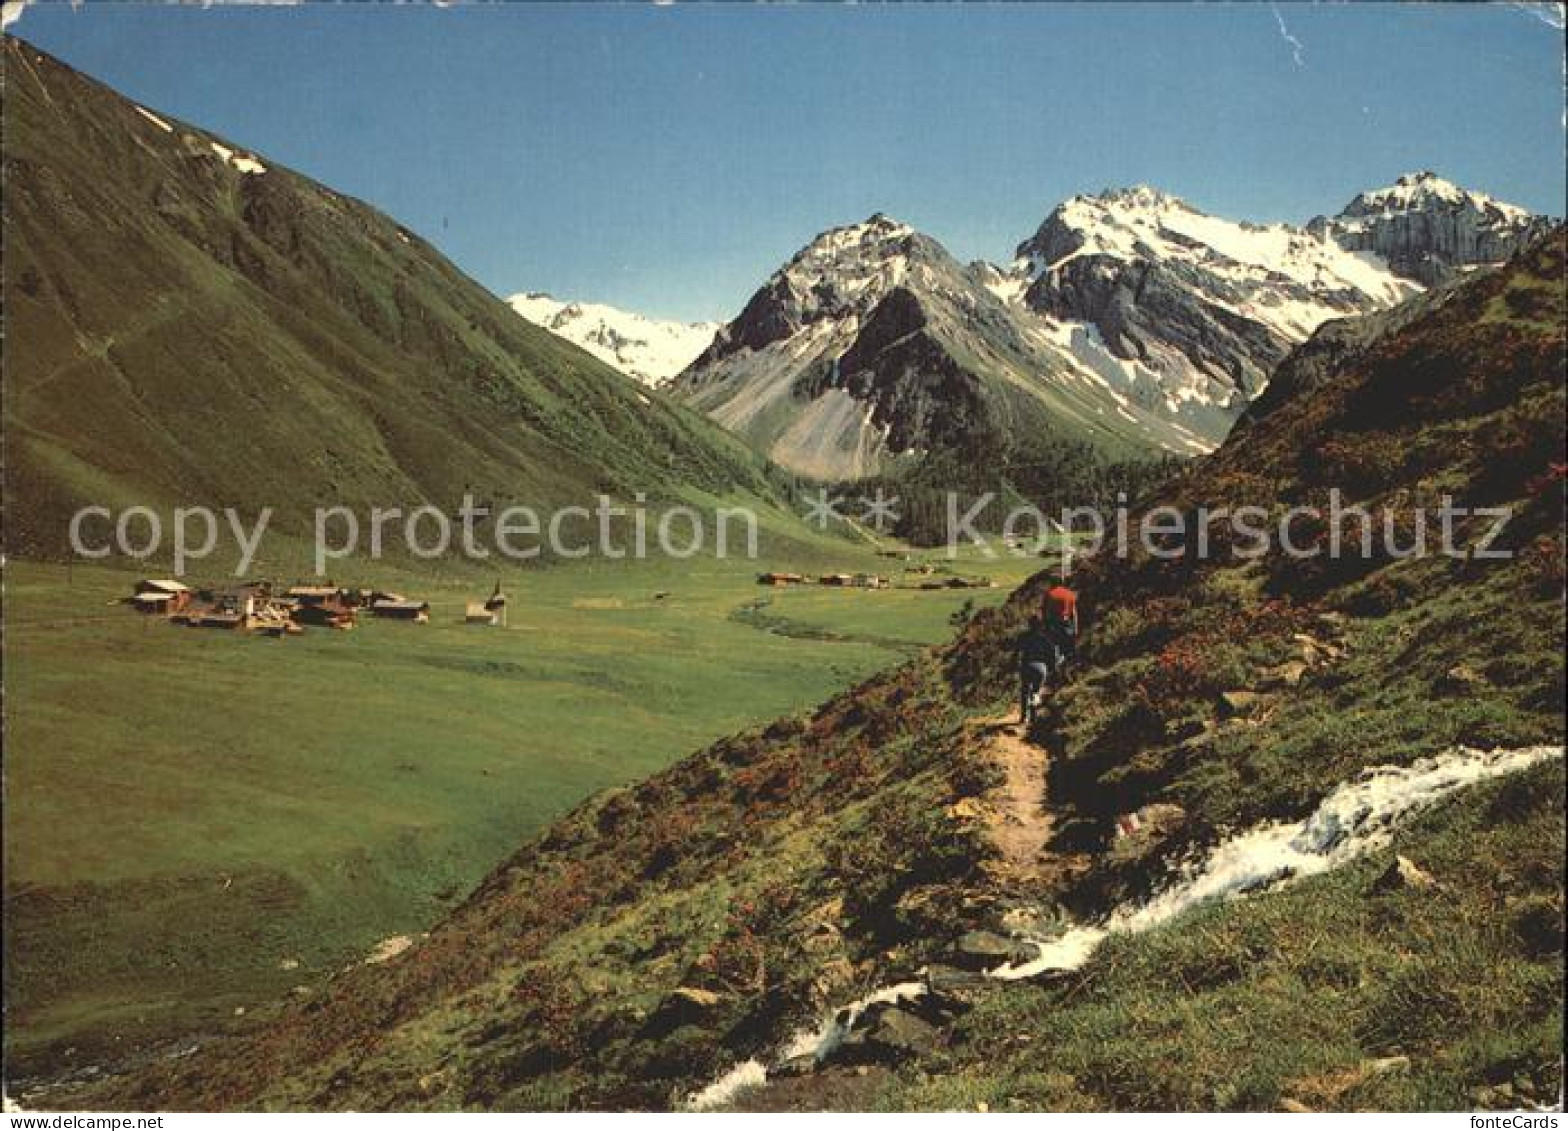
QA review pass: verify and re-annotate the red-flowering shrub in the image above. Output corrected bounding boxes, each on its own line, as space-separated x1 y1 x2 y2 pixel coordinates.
1304 433 1409 493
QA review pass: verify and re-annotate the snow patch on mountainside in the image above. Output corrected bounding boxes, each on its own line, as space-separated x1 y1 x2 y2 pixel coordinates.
208 140 266 176
134 105 173 134
972 260 1030 305
1030 318 1236 452
507 293 718 387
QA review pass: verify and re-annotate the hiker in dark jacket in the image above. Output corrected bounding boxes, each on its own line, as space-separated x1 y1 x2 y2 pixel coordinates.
1017 614 1055 726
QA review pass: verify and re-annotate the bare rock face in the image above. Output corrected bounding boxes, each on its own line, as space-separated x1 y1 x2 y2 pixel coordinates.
1308 172 1554 286
1024 251 1297 396
687 213 931 374
795 285 987 458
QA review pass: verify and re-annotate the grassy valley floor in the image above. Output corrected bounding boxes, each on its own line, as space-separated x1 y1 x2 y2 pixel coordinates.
2 543 1043 1080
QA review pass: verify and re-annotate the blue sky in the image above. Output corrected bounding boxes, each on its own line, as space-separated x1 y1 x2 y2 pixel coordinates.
9 2 1565 321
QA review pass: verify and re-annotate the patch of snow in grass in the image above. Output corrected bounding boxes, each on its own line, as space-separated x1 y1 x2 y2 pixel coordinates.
135 105 174 134
209 140 267 176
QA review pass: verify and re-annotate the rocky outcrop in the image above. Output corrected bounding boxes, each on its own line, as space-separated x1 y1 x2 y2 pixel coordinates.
1308 172 1553 286
949 930 1037 971
1373 855 1438 893
837 1005 943 1063
687 213 924 373
1023 251 1299 396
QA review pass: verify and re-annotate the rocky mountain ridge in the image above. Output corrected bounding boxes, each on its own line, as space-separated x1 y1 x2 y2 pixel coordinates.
1307 171 1553 286
669 177 1549 481
994 184 1420 417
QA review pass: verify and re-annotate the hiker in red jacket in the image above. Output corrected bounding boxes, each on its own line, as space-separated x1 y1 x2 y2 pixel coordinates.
1043 582 1079 682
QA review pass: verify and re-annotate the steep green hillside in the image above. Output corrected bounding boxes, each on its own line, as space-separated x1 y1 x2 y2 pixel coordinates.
2 37 776 560
52 233 1562 1112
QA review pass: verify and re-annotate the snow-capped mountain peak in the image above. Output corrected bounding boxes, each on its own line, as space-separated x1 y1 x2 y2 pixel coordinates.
1338 171 1533 223
506 292 718 387
1013 185 1415 309
774 212 921 306
682 213 941 373
966 186 1389 448
1308 171 1552 286
596 176 1550 482
672 212 1227 480
802 211 914 252
961 174 1546 455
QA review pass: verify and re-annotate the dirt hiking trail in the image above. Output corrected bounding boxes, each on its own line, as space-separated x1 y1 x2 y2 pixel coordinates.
965 716 1060 888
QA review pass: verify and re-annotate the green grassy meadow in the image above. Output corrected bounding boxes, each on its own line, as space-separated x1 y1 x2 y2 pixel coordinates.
2 542 1043 1075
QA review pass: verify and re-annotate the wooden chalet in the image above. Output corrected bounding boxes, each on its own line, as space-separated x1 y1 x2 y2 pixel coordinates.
285 584 357 629
370 598 430 623
128 579 191 614
757 572 806 587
